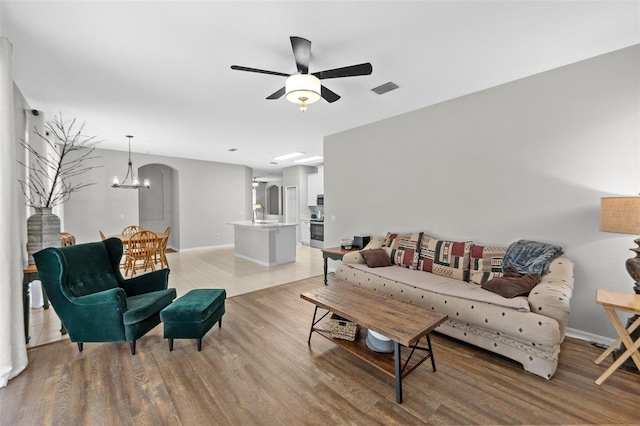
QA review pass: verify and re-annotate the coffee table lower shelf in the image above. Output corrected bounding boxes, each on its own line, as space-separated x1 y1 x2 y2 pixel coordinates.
313 325 434 379
310 320 436 403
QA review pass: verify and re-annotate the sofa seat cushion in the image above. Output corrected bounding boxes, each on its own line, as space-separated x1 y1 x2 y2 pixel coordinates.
348 264 530 312
123 289 177 324
340 264 563 347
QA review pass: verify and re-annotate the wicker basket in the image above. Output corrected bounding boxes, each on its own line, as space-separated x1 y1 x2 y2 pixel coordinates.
329 313 359 341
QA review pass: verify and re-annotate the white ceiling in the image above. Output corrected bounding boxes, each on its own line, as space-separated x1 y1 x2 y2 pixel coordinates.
2 1 639 180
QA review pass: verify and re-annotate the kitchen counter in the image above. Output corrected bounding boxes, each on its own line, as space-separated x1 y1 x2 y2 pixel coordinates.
228 220 297 228
228 221 297 266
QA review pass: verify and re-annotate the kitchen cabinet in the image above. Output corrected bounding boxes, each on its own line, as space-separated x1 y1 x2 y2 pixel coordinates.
301 220 311 245
307 173 318 206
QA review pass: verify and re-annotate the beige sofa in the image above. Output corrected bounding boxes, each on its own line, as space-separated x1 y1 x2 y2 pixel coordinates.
334 234 574 379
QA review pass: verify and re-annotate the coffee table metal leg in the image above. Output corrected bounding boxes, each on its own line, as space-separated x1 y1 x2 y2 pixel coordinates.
394 341 402 403
308 306 319 344
323 255 328 285
427 334 436 371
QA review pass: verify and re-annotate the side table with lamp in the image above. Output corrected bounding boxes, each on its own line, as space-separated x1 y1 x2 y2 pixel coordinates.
597 196 640 376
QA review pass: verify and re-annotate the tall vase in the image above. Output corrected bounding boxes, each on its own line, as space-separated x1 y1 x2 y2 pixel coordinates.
27 207 60 265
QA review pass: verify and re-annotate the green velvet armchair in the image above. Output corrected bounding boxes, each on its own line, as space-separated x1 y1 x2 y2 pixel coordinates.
33 237 176 355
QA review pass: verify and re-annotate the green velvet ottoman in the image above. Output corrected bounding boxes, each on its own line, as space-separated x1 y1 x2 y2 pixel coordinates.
160 289 226 351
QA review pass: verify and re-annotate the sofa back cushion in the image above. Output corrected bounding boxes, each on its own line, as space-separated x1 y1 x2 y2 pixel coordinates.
417 235 472 281
470 244 507 285
383 232 422 269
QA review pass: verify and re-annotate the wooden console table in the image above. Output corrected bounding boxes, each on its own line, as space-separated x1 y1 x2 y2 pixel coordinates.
301 282 447 403
321 246 359 285
22 232 74 343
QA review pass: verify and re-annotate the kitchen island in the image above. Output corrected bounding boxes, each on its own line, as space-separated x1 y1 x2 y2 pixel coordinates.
228 221 297 267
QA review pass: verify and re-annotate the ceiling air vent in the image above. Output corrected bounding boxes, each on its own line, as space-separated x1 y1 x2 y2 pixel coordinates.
372 82 399 95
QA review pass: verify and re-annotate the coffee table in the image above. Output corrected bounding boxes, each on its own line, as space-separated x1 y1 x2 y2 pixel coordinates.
301 282 448 403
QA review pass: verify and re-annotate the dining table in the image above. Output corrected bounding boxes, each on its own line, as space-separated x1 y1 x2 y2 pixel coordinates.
109 230 169 275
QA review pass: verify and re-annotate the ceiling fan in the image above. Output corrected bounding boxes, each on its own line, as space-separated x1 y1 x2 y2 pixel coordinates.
231 36 373 112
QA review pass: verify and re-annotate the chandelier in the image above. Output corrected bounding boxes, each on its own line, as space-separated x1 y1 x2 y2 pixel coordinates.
111 135 150 189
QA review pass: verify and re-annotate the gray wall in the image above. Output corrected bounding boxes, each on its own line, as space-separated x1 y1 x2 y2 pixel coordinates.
64 148 253 250
324 45 640 341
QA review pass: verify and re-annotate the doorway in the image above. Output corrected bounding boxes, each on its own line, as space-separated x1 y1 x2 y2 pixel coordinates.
138 163 179 250
284 186 298 225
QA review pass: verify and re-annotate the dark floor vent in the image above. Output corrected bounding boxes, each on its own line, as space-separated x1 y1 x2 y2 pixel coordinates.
372 82 399 95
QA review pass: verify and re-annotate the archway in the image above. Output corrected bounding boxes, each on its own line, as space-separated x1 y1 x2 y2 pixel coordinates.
138 163 180 250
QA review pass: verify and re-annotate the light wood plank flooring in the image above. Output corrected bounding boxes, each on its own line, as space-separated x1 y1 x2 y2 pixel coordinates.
6 273 640 424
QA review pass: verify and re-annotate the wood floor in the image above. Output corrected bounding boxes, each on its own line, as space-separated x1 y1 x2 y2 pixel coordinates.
3 275 640 425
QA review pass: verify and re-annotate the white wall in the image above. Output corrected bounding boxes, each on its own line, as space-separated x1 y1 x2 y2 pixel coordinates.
63 148 253 250
14 86 30 265
324 45 640 340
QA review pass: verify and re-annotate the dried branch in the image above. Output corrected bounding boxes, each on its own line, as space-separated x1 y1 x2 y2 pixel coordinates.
18 114 102 208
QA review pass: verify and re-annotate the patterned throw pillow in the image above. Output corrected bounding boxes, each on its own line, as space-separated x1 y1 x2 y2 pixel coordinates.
469 244 507 285
382 232 422 269
417 235 472 281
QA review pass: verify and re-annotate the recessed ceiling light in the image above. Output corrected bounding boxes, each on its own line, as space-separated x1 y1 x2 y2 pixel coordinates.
294 156 323 164
372 81 399 95
274 152 304 161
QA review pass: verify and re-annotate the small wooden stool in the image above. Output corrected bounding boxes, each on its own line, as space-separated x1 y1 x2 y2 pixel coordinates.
160 289 226 351
594 289 640 385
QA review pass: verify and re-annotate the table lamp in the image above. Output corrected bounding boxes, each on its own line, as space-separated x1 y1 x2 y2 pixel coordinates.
600 196 640 372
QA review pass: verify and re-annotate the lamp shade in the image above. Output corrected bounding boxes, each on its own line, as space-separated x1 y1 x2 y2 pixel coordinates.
285 74 321 104
600 197 640 234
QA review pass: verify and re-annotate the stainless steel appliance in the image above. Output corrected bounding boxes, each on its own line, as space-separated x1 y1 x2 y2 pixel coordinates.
310 219 324 248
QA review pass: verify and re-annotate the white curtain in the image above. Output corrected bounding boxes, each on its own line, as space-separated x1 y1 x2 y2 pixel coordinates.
0 37 28 387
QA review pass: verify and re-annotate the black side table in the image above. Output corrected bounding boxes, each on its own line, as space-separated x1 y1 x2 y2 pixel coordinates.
321 246 359 284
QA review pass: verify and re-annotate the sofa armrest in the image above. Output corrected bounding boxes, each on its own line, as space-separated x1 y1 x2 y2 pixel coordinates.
120 269 170 297
528 257 574 337
72 287 127 308
342 237 386 264
62 288 129 340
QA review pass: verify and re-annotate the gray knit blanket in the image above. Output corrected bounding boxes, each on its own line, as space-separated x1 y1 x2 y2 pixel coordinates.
502 239 563 275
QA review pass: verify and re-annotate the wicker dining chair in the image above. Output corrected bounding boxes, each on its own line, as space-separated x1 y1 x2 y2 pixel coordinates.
154 226 171 269
122 225 141 236
124 230 157 277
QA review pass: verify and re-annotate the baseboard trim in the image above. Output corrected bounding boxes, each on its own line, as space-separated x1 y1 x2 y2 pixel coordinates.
178 243 234 252
565 327 615 346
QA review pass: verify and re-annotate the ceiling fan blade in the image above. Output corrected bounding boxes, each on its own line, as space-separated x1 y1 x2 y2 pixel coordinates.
321 85 341 103
290 36 311 74
313 62 373 80
231 65 290 77
266 87 285 100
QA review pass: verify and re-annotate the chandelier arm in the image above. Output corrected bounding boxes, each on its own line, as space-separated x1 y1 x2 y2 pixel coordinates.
112 135 149 189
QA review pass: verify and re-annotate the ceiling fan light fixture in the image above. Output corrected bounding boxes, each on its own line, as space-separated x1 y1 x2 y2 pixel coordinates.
285 74 320 111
